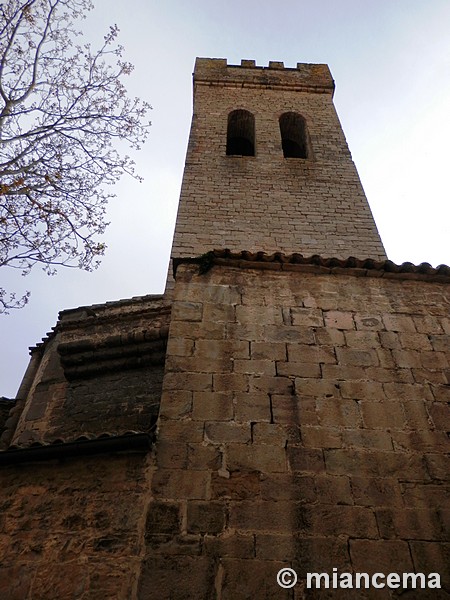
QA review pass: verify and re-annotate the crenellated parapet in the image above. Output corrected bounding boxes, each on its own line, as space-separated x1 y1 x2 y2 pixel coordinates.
194 57 335 95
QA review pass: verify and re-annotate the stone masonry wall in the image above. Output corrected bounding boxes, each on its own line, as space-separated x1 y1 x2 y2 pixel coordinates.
0 453 151 600
140 263 450 599
171 59 386 263
0 296 170 600
3 296 170 448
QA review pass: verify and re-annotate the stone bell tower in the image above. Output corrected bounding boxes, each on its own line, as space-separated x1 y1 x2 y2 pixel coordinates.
142 59 448 598
171 58 386 263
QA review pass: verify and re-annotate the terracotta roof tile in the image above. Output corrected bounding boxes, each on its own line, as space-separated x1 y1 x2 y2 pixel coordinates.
173 250 450 282
1 431 154 464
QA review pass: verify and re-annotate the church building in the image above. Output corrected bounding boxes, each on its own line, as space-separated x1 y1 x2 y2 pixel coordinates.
0 58 449 599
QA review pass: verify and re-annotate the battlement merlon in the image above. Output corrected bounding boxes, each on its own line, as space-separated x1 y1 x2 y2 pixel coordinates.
194 57 335 96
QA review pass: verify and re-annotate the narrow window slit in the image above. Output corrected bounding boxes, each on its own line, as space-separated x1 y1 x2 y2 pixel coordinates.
226 110 255 156
279 112 309 158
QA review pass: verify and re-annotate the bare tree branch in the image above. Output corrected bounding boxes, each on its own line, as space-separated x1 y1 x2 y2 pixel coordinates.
0 0 151 313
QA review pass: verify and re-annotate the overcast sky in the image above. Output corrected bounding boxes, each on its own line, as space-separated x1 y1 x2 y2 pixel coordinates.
1 0 449 397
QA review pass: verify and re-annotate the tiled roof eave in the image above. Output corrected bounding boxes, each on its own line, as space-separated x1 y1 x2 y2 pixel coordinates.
0 431 154 465
172 250 450 283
